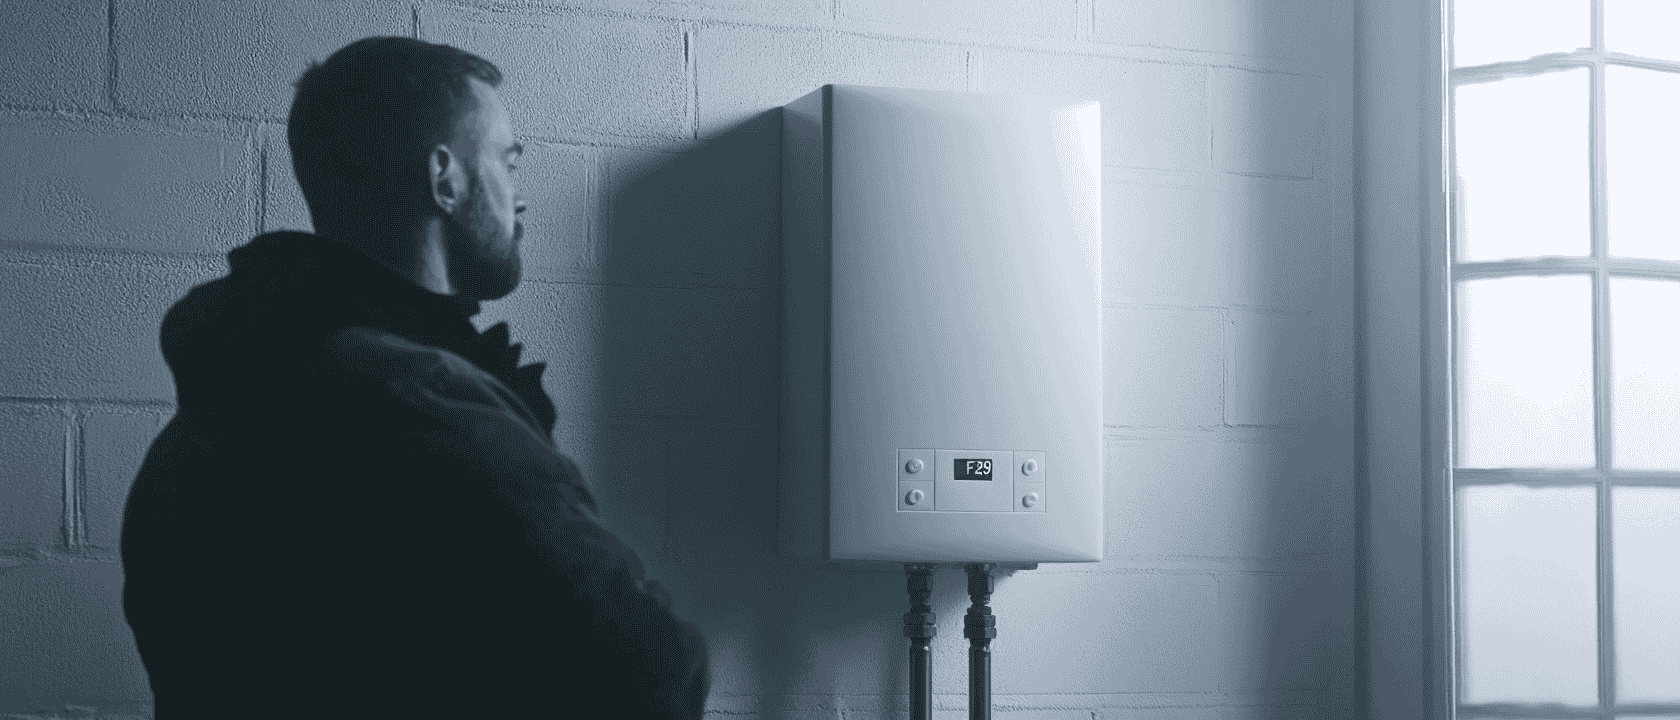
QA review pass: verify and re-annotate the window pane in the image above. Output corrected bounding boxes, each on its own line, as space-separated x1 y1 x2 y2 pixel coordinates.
1611 278 1680 469
1457 276 1595 468
1606 0 1680 61
1614 487 1680 704
1458 485 1598 706
1455 70 1591 262
1453 0 1589 67
1606 65 1680 261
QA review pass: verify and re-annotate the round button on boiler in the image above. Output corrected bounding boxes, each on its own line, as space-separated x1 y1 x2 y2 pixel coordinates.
905 458 924 474
1022 491 1039 508
905 488 925 506
1021 458 1039 476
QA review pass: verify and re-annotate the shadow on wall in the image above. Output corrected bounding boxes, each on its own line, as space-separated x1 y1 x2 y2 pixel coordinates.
593 110 992 715
1260 427 1346 707
594 108 784 567
596 109 813 710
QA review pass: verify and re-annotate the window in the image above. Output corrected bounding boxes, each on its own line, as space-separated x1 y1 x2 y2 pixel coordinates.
1450 1 1680 718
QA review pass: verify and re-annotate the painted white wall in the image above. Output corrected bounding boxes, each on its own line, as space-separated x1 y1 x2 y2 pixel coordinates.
0 1 1357 717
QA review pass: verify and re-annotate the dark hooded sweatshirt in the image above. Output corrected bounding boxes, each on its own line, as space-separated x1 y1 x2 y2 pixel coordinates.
121 231 709 719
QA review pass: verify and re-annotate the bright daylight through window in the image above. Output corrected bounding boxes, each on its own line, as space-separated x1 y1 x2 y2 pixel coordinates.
1450 0 1680 717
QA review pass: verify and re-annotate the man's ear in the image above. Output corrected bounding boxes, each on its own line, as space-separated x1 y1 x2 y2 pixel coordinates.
428 144 467 215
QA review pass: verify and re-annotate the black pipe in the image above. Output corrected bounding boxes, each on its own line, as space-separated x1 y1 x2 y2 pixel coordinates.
903 563 937 720
964 563 996 720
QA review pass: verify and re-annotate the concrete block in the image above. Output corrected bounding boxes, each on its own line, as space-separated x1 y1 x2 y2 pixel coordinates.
482 282 778 425
0 561 153 709
751 567 934 696
1227 309 1328 426
598 139 779 284
0 0 107 109
1090 707 1328 720
261 123 313 234
1097 0 1348 60
1106 180 1226 306
664 424 778 565
981 48 1208 172
827 709 893 720
0 259 222 402
1105 305 1224 427
990 572 1218 693
441 0 830 24
82 410 168 549
865 711 1093 720
1216 572 1340 692
114 0 408 118
1212 68 1324 178
985 712 1096 720
1084 708 1226 720
695 25 967 138
1097 707 1318 720
0 405 65 547
1105 436 1330 559
513 144 592 278
840 0 1078 40
681 0 830 22
594 285 778 422
0 117 254 255
1094 0 1216 52
1215 177 1330 308
1210 0 1350 62
422 6 687 141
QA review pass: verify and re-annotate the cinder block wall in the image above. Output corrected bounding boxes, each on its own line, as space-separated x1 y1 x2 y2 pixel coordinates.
0 0 1355 717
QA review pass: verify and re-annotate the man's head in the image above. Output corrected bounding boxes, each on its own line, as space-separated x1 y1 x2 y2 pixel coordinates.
288 37 526 300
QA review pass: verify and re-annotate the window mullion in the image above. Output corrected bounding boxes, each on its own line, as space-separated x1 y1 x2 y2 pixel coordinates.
1589 0 1616 716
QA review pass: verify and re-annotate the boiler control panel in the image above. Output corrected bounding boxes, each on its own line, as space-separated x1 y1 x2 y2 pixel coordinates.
897 449 1046 513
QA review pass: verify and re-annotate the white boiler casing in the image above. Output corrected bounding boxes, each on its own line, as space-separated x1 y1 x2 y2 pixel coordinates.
779 84 1103 564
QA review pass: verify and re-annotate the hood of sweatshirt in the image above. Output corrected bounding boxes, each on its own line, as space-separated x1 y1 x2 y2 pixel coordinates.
156 231 555 433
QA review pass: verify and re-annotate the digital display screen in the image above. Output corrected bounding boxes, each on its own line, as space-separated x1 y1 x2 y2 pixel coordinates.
954 458 992 480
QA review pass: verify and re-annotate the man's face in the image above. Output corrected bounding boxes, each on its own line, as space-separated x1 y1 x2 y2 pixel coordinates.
442 78 525 301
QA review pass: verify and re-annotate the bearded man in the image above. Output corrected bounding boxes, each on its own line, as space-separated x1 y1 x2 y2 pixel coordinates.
120 36 710 719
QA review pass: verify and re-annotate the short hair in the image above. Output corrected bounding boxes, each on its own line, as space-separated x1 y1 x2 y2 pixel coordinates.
287 37 503 221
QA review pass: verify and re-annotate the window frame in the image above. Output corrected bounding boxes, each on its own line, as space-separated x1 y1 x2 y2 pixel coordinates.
1444 2 1680 718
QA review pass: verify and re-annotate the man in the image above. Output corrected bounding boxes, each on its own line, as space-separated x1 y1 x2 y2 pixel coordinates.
121 37 710 718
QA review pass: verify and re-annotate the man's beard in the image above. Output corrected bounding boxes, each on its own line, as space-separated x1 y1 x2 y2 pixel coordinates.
444 182 522 300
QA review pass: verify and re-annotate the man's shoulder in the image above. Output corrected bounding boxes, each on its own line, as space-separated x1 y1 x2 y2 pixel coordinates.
322 326 549 439
323 326 484 386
